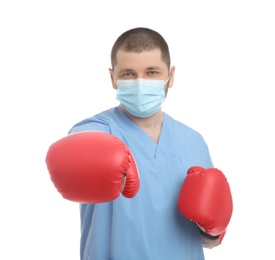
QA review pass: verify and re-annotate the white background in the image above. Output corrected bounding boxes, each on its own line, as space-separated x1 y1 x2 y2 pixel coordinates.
1 1 274 259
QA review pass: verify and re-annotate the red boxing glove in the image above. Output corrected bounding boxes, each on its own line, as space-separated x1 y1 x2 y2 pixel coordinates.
45 131 140 203
178 166 233 237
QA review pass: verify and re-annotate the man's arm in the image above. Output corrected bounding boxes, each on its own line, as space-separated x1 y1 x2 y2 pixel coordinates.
200 229 226 249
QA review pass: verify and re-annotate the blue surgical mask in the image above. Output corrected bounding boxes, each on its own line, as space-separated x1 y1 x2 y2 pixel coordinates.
116 78 168 118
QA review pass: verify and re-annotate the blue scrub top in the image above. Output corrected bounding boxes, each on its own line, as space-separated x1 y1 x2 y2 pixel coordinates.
69 107 213 260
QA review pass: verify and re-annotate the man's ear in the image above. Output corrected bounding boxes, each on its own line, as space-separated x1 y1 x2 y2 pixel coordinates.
109 68 117 89
168 66 175 88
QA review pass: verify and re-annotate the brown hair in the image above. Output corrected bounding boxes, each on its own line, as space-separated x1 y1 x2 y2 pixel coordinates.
111 27 171 69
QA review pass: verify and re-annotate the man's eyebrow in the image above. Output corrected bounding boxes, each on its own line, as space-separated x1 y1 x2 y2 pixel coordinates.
118 66 161 73
146 66 161 70
118 68 134 73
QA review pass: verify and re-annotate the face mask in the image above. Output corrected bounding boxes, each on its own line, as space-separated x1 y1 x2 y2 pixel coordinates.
116 78 168 118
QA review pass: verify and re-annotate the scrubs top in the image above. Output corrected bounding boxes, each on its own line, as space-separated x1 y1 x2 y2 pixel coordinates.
69 107 213 260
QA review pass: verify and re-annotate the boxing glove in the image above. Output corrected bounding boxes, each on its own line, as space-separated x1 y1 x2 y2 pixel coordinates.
178 166 233 238
45 131 140 203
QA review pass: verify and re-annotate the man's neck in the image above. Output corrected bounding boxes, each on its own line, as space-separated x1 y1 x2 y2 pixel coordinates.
118 105 164 143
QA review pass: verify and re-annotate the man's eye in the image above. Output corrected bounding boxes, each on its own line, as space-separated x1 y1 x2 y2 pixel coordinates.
121 72 133 77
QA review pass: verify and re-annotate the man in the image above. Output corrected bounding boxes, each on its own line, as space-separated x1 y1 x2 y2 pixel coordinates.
46 27 232 260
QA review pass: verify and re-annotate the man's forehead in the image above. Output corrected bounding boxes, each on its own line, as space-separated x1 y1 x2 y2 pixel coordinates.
115 49 165 69
116 48 162 58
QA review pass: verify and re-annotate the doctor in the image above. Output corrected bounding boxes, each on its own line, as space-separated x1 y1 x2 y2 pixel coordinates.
46 27 233 260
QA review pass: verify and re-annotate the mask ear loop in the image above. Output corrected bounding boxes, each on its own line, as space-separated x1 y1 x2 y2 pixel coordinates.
164 67 172 86
113 80 120 90
164 76 170 86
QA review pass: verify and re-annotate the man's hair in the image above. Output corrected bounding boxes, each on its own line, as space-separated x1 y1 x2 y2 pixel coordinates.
111 27 171 69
